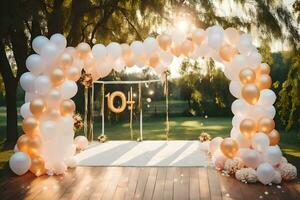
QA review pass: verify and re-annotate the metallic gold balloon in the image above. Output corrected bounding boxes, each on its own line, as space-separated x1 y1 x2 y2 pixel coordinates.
268 129 280 146
171 45 182 57
30 154 46 176
66 67 81 81
22 116 39 134
241 84 260 105
181 40 194 56
30 98 47 118
17 134 30 153
219 44 237 62
76 42 91 60
240 119 257 138
256 74 272 90
191 29 205 45
157 34 172 50
60 52 73 68
239 68 256 84
60 99 76 116
220 138 239 159
149 53 160 67
27 136 42 155
50 68 65 86
256 63 270 75
257 117 275 133
46 109 61 120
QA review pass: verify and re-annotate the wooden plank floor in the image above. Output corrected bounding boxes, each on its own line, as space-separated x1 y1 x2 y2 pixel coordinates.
0 166 299 200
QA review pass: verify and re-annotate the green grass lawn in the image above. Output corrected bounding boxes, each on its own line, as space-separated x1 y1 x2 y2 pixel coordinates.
0 106 299 178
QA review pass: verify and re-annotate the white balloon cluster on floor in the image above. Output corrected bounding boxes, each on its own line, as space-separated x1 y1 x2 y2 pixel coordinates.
11 25 296 182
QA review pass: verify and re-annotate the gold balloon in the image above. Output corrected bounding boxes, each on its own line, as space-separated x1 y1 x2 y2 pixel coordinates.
76 42 91 60
240 119 257 138
191 29 205 45
60 52 73 68
125 56 134 67
171 45 182 57
50 68 65 86
220 138 239 159
256 74 272 90
17 134 30 153
157 34 172 50
257 117 275 133
268 129 280 146
60 99 76 116
239 68 256 84
22 116 39 134
241 84 260 105
256 63 270 75
27 136 42 156
149 53 160 67
66 67 81 81
30 98 47 118
121 43 132 60
181 40 194 56
30 154 46 176
219 44 237 62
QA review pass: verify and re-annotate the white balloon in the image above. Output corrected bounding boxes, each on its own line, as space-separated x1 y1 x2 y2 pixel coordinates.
60 80 78 99
229 81 242 98
209 137 223 154
246 52 262 68
171 29 185 44
32 36 49 55
231 99 246 116
265 146 282 166
20 72 36 93
208 33 224 50
107 42 122 59
40 42 60 64
160 50 173 65
231 55 247 80
232 129 251 148
20 103 32 118
223 61 234 80
45 89 61 109
65 157 77 168
92 44 107 61
59 116 74 133
40 120 58 141
50 33 67 51
25 92 37 103
212 149 227 170
264 106 276 119
257 163 275 185
272 170 282 184
143 37 159 56
257 89 276 106
241 149 260 169
26 54 46 75
236 34 253 55
113 58 125 72
74 136 89 150
9 152 31 176
96 63 112 78
35 75 52 96
252 133 270 153
224 27 240 45
130 41 145 56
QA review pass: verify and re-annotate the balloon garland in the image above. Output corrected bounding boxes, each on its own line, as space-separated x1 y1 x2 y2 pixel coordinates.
107 91 127 113
11 25 296 184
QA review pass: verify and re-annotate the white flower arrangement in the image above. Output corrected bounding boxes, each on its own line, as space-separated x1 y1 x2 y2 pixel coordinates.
224 158 243 174
279 163 297 181
235 168 258 183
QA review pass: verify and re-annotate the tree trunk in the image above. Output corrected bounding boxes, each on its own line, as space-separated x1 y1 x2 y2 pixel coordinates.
5 81 18 143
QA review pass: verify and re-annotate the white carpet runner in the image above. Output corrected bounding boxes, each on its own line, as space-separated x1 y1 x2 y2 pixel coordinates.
75 140 211 167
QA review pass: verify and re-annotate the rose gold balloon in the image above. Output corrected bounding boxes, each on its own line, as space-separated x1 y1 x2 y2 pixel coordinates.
240 119 257 138
84 56 97 73
241 84 260 105
219 44 237 61
30 154 46 176
66 66 81 81
22 116 39 134
171 45 182 57
256 74 272 90
256 63 270 75
17 134 30 153
191 29 206 45
30 98 47 118
60 99 76 116
157 34 172 50
50 68 65 86
60 52 73 68
121 43 132 60
268 129 280 146
46 89 61 109
149 53 160 67
28 136 42 154
181 40 194 56
220 138 239 159
239 68 256 84
76 42 91 60
125 56 135 67
257 117 275 133
46 109 61 121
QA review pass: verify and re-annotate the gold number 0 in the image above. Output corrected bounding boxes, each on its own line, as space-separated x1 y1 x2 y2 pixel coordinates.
107 91 127 113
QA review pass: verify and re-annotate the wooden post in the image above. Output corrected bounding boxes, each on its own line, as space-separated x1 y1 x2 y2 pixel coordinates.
165 71 169 140
130 87 133 140
101 83 105 136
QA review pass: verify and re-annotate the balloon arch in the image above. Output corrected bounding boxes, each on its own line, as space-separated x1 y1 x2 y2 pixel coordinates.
11 25 297 184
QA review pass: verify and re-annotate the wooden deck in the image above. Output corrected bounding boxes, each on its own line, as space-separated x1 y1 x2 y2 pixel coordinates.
0 166 299 200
